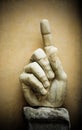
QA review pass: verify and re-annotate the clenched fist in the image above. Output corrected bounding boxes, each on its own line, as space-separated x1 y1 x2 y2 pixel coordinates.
19 19 67 107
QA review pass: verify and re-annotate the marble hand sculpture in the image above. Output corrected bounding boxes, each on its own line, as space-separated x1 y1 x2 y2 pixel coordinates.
20 19 67 108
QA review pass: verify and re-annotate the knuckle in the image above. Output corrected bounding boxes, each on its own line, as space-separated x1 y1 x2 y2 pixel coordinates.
29 62 38 70
19 73 26 82
45 46 58 56
32 48 46 60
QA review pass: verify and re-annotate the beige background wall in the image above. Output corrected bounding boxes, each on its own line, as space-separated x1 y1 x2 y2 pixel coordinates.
0 0 81 130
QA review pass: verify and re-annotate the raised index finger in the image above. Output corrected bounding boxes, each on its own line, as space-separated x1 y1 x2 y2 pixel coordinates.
40 19 67 81
40 19 53 47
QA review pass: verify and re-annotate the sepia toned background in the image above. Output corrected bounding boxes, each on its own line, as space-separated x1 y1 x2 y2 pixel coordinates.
0 0 81 130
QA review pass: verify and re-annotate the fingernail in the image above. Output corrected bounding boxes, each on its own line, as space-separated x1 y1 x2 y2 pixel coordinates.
43 81 50 88
47 71 55 80
40 88 47 95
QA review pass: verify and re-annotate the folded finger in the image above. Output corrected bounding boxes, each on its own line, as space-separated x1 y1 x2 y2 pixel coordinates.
24 62 50 88
31 48 55 80
21 83 40 106
20 72 47 95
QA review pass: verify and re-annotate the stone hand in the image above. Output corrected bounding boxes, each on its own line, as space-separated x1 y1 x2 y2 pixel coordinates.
20 19 67 107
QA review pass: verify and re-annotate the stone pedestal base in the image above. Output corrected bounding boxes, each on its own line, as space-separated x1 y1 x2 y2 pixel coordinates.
23 107 70 130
